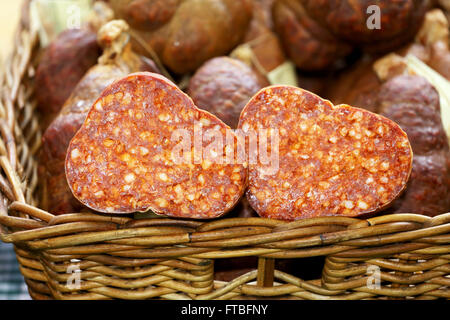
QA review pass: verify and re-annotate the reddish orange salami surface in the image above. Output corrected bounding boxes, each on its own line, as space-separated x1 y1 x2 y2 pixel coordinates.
238 86 413 220
65 72 247 218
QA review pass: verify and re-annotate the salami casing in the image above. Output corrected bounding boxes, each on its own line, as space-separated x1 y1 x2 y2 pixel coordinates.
35 28 101 126
377 75 450 216
326 9 450 109
109 0 253 74
238 86 413 220
188 57 263 129
273 0 428 71
65 72 247 219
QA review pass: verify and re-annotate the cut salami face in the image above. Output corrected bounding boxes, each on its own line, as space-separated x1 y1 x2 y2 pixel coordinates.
40 20 160 215
238 86 413 220
65 72 247 218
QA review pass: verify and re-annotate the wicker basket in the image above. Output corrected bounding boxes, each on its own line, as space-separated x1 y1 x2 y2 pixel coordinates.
0 0 449 300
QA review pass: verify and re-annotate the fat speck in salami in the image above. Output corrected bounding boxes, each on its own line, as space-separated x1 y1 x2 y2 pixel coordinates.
65 72 247 218
238 86 413 220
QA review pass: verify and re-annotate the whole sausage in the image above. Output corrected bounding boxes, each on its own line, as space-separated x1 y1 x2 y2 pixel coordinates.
376 75 450 216
326 9 450 109
300 0 429 48
35 28 101 127
272 0 352 71
65 72 247 219
187 57 263 129
40 20 159 215
238 86 413 220
272 0 429 71
109 0 253 74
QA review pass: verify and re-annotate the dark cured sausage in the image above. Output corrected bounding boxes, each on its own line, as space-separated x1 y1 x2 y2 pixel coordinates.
326 9 450 110
272 0 429 71
376 75 450 217
40 20 159 215
272 0 352 71
238 86 413 220
65 72 247 219
109 0 253 74
35 28 101 127
188 57 263 129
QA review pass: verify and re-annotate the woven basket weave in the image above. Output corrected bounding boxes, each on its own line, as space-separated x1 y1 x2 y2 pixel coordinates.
0 0 449 300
